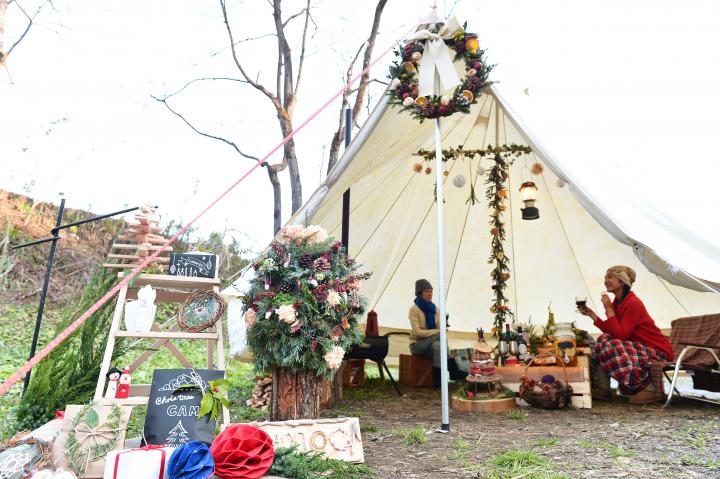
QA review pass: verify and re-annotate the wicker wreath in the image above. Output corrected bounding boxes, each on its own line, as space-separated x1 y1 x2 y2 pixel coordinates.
518 354 574 409
0 431 54 479
178 290 226 333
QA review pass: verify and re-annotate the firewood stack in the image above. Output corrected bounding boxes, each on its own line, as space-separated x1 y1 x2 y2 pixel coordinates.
246 375 272 409
103 205 173 272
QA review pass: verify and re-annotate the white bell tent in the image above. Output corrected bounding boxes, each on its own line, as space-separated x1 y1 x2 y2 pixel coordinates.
224 84 720 353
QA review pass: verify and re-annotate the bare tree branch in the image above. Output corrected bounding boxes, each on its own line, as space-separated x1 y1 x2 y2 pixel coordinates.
282 7 306 28
326 0 387 174
272 0 293 111
292 0 311 100
151 94 260 162
163 76 249 100
220 0 280 109
351 0 386 122
5 0 51 59
209 32 276 57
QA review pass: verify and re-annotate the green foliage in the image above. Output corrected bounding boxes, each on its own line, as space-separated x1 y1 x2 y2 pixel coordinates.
506 409 527 421
0 222 14 287
12 268 129 432
245 226 371 378
535 437 558 447
269 446 374 479
396 426 429 446
484 449 567 479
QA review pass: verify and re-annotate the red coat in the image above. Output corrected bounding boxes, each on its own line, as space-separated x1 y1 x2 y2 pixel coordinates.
594 291 674 360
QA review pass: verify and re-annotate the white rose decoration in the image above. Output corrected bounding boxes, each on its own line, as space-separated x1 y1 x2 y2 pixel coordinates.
327 289 341 307
411 51 422 62
391 78 401 88
324 346 345 369
402 96 415 107
276 304 296 324
440 96 450 106
468 68 477 77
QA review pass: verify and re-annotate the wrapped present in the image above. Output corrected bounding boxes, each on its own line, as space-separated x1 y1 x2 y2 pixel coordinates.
54 403 132 478
103 445 174 479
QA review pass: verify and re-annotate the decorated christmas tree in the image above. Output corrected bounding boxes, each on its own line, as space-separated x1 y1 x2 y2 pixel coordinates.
166 420 190 446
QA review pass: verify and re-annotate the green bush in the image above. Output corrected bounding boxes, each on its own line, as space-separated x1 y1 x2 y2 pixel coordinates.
12 268 129 432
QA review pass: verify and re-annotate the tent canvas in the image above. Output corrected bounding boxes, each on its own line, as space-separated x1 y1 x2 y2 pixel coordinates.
223 85 720 357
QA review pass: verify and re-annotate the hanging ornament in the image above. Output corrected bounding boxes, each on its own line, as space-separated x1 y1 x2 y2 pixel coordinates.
519 181 540 220
531 162 544 175
425 167 432 175
452 174 467 187
476 165 486 176
501 272 511 281
443 170 450 177
556 178 567 188
413 163 423 173
497 189 508 198
496 251 505 260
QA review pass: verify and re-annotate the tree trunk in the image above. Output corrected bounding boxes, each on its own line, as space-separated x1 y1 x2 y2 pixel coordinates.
278 117 303 213
265 166 282 234
270 368 321 421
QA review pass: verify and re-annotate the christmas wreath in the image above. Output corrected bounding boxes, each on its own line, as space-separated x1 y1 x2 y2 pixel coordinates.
243 225 371 378
388 20 494 121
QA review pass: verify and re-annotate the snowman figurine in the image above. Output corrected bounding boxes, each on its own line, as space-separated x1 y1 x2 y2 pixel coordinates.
115 367 132 399
105 367 122 399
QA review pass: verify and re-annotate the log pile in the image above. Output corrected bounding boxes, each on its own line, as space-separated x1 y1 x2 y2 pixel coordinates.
246 375 272 409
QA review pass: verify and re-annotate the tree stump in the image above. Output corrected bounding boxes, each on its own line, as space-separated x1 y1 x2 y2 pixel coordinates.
270 368 322 421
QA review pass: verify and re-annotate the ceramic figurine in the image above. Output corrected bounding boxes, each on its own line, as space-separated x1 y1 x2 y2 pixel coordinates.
105 367 122 399
115 367 131 399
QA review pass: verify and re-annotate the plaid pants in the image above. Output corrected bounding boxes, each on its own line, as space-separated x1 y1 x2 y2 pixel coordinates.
594 334 667 394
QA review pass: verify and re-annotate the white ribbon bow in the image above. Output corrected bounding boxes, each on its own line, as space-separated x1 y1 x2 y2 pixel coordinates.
405 17 462 97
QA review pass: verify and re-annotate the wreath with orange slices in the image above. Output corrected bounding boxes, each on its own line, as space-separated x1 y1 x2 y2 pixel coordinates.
387 22 494 122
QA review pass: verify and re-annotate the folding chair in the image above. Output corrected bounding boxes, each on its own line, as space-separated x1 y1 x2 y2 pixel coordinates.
660 314 720 407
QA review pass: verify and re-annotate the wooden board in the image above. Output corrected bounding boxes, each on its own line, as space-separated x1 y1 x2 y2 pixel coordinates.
452 395 516 413
117 273 220 290
496 365 587 383
115 330 219 340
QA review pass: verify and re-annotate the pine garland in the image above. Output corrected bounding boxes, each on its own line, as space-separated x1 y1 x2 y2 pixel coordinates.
482 146 533 334
244 226 371 378
269 446 374 479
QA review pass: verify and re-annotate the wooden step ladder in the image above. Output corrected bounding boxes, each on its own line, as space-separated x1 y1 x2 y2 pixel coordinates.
94 273 230 427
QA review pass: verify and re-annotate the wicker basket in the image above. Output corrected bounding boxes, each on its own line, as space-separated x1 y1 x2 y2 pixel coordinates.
518 353 574 409
177 290 226 333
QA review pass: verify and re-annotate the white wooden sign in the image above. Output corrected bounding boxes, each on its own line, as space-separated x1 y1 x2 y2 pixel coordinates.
248 417 364 463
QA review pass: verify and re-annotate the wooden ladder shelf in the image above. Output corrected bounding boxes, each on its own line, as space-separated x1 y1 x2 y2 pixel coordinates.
93 273 230 427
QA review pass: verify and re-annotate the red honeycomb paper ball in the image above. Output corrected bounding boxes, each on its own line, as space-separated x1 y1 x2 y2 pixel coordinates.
210 424 274 479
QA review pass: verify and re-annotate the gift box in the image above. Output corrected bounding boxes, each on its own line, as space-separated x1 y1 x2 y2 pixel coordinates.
103 445 175 479
54 404 132 478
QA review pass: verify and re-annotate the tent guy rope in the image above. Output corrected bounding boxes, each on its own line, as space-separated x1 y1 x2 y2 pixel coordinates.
0 22 419 398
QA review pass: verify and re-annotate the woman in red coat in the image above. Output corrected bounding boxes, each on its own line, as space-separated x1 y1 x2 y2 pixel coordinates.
578 265 673 404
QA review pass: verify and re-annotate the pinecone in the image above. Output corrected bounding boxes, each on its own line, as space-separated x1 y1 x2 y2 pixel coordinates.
298 253 314 269
313 257 331 272
277 279 295 293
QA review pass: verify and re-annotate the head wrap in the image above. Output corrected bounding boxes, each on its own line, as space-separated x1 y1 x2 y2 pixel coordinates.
607 265 636 287
415 278 433 296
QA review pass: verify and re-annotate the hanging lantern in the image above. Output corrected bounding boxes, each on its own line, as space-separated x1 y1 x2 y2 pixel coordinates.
519 181 539 220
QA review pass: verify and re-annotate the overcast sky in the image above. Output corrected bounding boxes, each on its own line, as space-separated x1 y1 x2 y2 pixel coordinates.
2 0 719 280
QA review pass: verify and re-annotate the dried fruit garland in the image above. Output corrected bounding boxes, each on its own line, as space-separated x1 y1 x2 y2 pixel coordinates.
483 145 532 333
414 145 531 205
388 22 494 121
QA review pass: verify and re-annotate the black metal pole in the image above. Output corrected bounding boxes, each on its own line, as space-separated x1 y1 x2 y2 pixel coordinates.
341 107 352 249
23 198 65 393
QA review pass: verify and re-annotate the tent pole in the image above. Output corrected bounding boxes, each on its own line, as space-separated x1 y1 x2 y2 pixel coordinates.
433 71 450 432
341 107 351 249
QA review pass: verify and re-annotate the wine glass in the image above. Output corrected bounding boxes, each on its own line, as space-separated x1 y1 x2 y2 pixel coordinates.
509 340 519 357
497 340 509 366
575 295 587 309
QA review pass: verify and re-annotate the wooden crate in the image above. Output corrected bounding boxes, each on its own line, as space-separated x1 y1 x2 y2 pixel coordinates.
399 354 433 387
342 359 366 387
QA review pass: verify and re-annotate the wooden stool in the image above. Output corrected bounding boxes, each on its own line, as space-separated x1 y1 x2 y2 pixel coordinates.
399 354 433 387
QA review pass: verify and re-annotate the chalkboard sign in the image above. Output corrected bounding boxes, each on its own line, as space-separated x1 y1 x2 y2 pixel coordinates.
143 369 225 446
169 253 217 279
